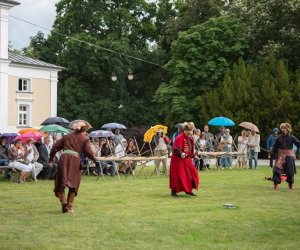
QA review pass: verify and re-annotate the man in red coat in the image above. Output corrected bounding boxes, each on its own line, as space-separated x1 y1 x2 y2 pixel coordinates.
170 122 200 196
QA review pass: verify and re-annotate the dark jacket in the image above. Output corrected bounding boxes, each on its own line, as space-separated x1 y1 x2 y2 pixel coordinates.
37 144 50 164
272 134 300 154
0 144 9 159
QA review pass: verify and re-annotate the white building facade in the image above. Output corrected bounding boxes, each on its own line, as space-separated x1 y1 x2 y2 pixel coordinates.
0 0 62 132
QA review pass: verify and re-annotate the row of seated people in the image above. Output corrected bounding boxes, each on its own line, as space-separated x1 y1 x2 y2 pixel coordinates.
0 136 57 183
85 137 137 176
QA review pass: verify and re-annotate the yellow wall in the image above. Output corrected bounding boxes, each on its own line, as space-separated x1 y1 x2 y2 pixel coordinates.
8 75 17 126
8 76 51 128
31 78 51 127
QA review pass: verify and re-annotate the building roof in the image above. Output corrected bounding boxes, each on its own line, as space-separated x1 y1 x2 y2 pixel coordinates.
0 0 20 6
9 51 64 70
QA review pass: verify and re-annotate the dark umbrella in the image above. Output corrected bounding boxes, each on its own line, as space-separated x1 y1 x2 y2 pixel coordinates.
89 130 114 138
101 123 127 130
41 117 70 127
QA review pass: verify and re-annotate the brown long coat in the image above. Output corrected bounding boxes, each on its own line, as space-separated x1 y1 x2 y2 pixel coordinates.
50 132 94 195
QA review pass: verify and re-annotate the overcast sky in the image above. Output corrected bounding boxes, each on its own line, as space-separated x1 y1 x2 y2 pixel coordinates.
9 0 59 49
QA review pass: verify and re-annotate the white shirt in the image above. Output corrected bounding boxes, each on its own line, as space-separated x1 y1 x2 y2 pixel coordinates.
248 134 260 152
220 135 233 149
115 144 126 158
155 137 167 151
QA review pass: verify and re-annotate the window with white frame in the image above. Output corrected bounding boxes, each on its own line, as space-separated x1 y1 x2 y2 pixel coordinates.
18 78 31 92
18 104 30 126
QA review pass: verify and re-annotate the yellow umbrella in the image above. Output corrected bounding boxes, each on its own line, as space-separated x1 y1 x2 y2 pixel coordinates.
143 125 168 143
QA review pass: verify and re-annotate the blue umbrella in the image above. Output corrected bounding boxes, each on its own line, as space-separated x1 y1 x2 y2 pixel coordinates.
101 123 127 130
89 130 114 138
208 116 235 126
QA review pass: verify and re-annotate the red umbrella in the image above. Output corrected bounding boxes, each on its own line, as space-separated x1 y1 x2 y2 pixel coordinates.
239 122 259 133
14 132 45 143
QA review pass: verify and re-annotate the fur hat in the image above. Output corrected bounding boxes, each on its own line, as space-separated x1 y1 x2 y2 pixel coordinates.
280 123 292 132
183 122 195 131
69 120 92 132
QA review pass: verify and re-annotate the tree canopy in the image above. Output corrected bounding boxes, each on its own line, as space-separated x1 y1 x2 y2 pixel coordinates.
22 0 300 137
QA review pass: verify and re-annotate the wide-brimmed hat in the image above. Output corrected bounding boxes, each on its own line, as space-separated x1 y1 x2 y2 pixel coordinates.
69 120 92 132
183 122 195 131
280 123 292 132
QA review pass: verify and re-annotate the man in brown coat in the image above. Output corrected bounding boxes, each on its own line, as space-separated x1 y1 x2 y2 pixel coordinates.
50 120 98 213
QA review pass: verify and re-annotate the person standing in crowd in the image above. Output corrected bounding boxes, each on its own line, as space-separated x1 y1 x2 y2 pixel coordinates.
272 123 300 190
50 120 98 213
215 126 225 151
220 129 233 169
172 124 183 144
113 128 124 147
267 128 280 168
193 129 201 143
203 125 214 151
195 132 209 171
170 122 199 196
247 130 260 169
237 130 248 169
152 129 171 175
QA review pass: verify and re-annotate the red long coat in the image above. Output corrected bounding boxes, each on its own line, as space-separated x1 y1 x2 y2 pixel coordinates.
169 133 199 193
50 132 94 195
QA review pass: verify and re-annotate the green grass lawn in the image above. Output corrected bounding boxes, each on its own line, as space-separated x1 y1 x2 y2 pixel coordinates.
0 166 300 250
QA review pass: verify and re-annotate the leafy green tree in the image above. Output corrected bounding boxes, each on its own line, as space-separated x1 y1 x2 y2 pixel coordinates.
197 55 300 139
156 0 223 53
25 0 165 128
229 0 300 70
155 15 247 124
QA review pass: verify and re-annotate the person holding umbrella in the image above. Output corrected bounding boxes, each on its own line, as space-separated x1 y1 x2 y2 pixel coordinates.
247 130 260 169
113 128 125 146
49 120 98 213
